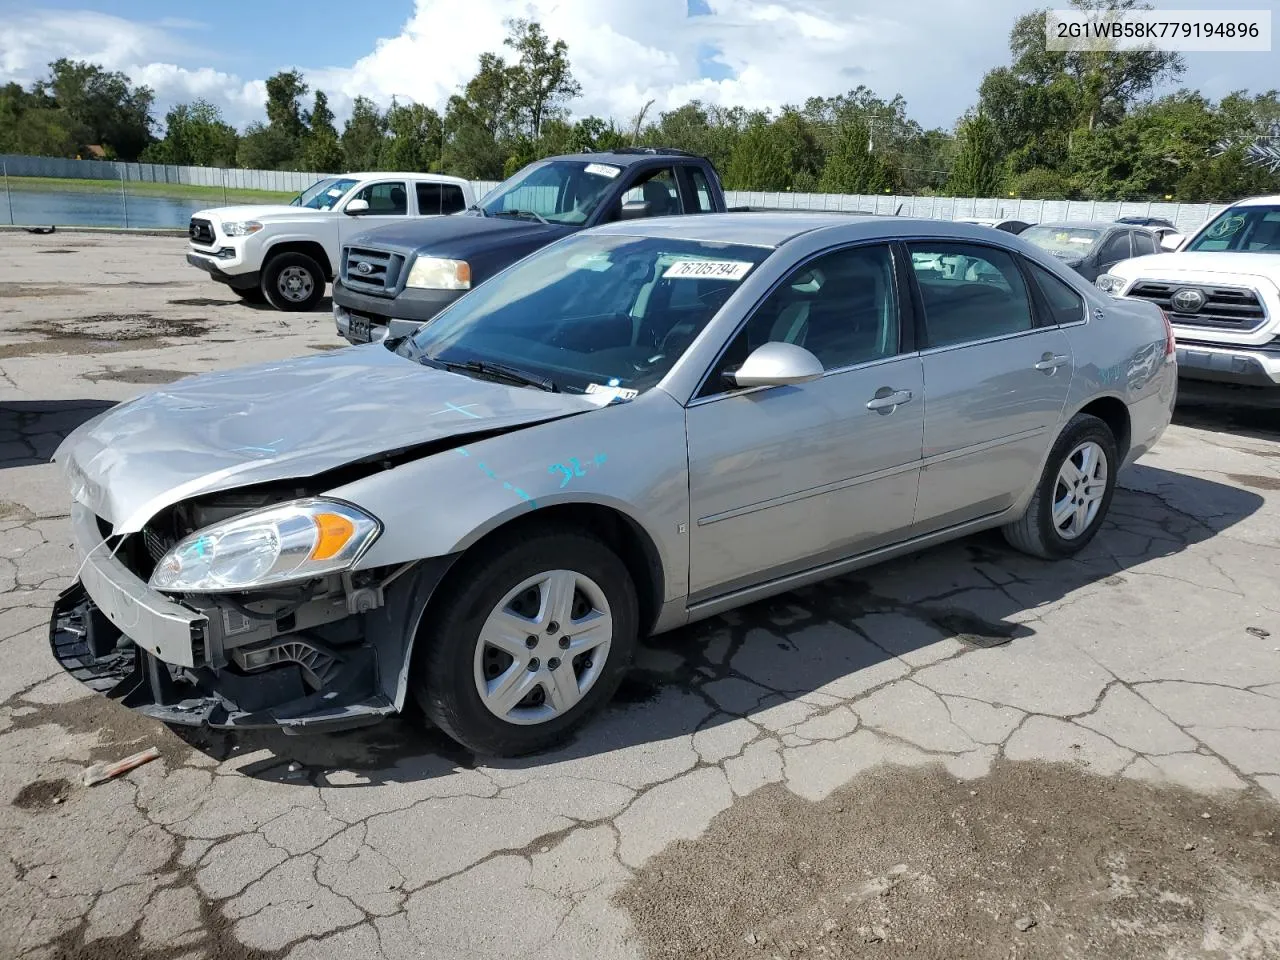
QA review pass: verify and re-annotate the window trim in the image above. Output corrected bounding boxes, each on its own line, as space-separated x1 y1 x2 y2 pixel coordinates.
344 179 409 216
1020 256 1088 329
903 238 1041 352
689 239 913 405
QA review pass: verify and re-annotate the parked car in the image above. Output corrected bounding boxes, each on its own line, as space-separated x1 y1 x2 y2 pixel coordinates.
1097 194 1280 388
954 216 1034 235
51 215 1175 755
1115 216 1184 251
1020 221 1160 282
186 172 475 311
332 148 731 344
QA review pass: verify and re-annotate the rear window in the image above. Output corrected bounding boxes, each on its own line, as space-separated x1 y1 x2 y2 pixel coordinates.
416 182 467 215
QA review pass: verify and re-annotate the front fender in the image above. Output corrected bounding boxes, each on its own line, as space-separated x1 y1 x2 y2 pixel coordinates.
328 390 691 603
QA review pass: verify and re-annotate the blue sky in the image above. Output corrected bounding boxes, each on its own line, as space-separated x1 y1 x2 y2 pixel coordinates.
0 0 1275 133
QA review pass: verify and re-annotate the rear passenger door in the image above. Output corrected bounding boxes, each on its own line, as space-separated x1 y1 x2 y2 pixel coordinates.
908 241 1073 534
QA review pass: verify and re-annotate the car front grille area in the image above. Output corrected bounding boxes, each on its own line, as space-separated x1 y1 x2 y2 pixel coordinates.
1127 281 1267 333
189 218 215 245
341 246 404 295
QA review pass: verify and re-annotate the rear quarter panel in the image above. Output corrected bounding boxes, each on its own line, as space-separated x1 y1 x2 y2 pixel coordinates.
1060 288 1176 466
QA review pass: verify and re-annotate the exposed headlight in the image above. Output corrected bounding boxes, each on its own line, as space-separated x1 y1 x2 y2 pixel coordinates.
149 499 380 593
1095 274 1125 295
221 220 263 237
405 257 471 290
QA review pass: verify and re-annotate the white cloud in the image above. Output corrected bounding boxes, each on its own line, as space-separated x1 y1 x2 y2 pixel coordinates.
1 0 1274 141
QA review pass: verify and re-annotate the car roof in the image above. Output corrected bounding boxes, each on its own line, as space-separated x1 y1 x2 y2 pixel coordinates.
1030 220 1141 232
1232 195 1280 207
344 172 471 185
539 149 708 167
588 212 1056 248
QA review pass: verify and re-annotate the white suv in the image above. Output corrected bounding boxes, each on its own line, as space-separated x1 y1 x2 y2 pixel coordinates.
186 172 475 311
1097 195 1280 388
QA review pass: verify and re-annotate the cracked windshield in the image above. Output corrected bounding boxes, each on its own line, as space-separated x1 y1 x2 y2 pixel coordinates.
1 2 1279 959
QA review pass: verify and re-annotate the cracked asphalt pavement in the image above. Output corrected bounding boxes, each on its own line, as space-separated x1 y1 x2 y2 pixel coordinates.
1 231 1279 959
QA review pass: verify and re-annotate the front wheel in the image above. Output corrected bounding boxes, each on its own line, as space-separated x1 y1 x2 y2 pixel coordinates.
261 252 325 311
1002 413 1118 559
412 531 639 756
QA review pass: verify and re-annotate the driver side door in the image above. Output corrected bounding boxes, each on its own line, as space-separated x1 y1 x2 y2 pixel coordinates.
338 180 409 243
685 242 925 602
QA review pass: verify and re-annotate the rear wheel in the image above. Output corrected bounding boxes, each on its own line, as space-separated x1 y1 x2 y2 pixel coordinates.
1003 413 1118 559
261 252 325 311
412 530 639 756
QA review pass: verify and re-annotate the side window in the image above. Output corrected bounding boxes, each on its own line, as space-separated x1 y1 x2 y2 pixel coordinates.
686 167 714 213
352 181 408 215
620 167 680 218
1025 260 1085 326
441 184 466 214
908 242 1034 348
415 182 442 214
1132 231 1156 256
1098 231 1132 264
702 244 900 396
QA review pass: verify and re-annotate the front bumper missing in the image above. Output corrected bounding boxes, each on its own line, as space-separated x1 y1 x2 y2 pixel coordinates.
50 582 395 734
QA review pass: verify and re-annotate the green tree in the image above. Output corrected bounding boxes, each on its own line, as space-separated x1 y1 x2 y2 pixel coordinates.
0 82 78 156
725 111 820 191
264 70 309 142
503 19 581 141
141 100 238 166
236 122 298 170
639 101 749 173
301 91 342 172
340 97 386 171
38 58 155 159
947 111 1002 196
381 99 443 171
818 117 896 194
1005 166 1073 199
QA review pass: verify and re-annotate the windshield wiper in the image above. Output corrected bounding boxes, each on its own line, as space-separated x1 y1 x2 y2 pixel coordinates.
493 209 550 225
436 358 558 392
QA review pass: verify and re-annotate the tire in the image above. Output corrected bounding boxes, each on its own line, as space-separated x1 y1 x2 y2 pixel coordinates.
260 252 325 311
412 530 639 756
1002 413 1118 559
235 286 266 304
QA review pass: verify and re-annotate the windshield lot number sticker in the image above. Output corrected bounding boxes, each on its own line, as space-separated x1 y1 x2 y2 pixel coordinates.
584 163 621 179
663 260 753 280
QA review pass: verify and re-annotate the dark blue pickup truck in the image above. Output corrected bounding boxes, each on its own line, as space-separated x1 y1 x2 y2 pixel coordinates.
332 148 730 344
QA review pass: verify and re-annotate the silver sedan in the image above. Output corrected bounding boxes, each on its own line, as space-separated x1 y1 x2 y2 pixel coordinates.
50 214 1177 755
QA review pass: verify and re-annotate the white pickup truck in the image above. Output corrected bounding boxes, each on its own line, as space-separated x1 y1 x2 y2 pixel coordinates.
1097 194 1280 389
185 172 475 311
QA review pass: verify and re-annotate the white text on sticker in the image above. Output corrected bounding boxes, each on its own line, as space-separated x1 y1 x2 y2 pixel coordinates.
663 260 753 281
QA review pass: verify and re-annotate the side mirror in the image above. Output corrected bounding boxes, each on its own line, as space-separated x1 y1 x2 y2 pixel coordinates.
345 199 370 215
726 342 824 388
386 317 425 340
619 200 651 221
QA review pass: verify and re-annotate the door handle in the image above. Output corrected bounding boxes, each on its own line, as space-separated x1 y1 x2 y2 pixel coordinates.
866 388 913 411
1035 353 1069 373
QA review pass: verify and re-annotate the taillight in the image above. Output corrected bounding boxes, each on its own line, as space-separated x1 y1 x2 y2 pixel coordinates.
1160 308 1174 356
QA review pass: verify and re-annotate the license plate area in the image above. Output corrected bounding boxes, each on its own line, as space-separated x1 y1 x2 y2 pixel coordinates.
349 313 372 342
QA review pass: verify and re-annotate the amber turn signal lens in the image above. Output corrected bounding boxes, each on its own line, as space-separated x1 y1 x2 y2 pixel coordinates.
310 512 356 561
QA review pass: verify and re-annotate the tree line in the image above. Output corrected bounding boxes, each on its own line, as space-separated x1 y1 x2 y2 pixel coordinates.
2 1 1278 202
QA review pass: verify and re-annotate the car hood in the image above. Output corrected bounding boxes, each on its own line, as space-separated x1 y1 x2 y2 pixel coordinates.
192 204 319 222
54 344 596 534
1112 251 1280 287
351 212 571 257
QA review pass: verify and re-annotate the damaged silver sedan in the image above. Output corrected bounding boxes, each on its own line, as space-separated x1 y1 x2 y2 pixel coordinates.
50 214 1177 755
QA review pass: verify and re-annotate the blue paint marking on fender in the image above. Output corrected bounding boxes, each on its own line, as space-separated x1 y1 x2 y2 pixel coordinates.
549 454 608 488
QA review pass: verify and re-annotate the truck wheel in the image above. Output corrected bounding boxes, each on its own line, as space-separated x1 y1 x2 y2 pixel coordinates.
261 252 325 311
412 530 639 756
